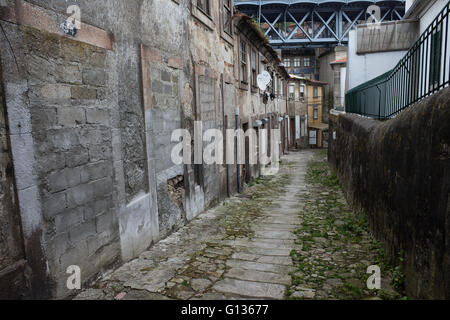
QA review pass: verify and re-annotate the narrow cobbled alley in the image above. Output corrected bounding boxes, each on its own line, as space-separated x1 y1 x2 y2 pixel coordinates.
75 150 401 300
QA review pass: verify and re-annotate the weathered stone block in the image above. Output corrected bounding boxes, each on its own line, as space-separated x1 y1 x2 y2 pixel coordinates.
57 107 85 127
61 40 87 63
71 87 97 100
88 144 112 162
37 152 66 173
42 192 67 219
82 69 107 87
39 84 71 101
56 65 82 84
69 220 96 244
80 161 111 183
89 177 113 198
55 208 84 234
66 183 95 208
88 51 107 68
86 109 110 126
65 146 89 168
95 212 116 233
48 167 82 193
31 107 57 129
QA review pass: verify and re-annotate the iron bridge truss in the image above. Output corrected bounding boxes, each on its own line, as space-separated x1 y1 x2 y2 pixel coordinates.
235 0 406 48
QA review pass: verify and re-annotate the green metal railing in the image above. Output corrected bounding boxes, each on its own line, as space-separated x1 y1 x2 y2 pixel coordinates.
346 1 450 119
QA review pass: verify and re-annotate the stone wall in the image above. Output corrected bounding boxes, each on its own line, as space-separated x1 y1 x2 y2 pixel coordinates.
0 0 290 299
0 50 28 299
328 87 450 299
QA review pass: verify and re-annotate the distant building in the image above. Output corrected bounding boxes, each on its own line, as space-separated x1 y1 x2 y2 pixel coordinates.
318 47 348 120
288 76 328 149
282 49 319 80
305 79 328 148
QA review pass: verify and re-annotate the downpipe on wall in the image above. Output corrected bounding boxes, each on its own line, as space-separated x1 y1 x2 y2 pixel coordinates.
235 107 240 194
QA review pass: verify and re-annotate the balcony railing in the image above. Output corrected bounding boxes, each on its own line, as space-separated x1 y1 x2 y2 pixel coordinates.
346 1 450 119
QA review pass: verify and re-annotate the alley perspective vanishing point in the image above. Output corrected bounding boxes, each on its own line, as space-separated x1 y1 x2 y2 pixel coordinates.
0 0 449 304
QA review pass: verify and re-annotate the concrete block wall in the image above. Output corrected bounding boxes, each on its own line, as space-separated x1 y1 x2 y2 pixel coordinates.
0 0 290 298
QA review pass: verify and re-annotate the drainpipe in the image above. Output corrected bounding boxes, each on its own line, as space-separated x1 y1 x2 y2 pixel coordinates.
235 107 240 194
285 81 288 154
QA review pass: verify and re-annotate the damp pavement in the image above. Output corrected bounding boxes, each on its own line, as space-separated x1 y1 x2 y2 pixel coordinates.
75 150 400 300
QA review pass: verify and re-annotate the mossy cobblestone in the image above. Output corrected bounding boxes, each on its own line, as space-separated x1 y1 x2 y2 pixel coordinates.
75 150 401 300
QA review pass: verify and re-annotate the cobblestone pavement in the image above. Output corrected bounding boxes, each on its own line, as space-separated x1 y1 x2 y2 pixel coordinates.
75 150 401 300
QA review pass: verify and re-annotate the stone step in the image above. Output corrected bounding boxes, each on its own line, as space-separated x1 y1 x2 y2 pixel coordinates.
213 278 286 299
225 268 292 285
256 256 293 266
222 239 293 250
236 247 292 257
226 259 294 274
254 230 297 240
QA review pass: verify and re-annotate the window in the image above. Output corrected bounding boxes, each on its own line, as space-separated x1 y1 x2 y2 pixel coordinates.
251 49 258 89
300 85 305 98
240 40 248 84
222 0 233 36
430 26 442 88
313 106 319 120
313 86 318 98
294 58 301 67
289 84 295 99
197 0 211 16
304 57 311 67
283 59 291 68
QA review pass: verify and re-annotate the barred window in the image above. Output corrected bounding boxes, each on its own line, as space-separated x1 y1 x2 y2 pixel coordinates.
251 49 258 88
223 0 233 36
240 40 248 84
197 0 211 16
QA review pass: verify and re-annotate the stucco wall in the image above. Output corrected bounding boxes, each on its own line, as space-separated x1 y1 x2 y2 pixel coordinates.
346 29 407 91
328 87 450 299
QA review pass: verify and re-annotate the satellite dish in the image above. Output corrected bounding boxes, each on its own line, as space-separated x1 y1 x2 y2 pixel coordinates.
257 71 272 91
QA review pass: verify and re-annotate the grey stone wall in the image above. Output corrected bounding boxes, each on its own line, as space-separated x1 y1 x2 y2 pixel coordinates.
0 0 289 299
328 87 450 299
0 51 28 299
21 26 119 297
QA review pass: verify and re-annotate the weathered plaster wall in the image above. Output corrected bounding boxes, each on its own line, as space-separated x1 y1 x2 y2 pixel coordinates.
328 87 450 299
0 49 28 299
0 0 289 299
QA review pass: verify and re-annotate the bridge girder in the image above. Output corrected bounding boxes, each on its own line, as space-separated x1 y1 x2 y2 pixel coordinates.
235 0 406 48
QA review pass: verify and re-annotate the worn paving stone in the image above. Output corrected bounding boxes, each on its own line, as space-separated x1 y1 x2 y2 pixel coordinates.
225 268 292 285
190 278 213 292
257 256 293 266
213 279 286 299
226 260 294 274
75 150 400 301
288 150 402 301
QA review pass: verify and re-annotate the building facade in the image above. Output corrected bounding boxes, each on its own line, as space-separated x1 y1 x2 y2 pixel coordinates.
287 76 327 149
282 49 319 80
305 80 328 149
0 0 289 299
318 46 347 119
